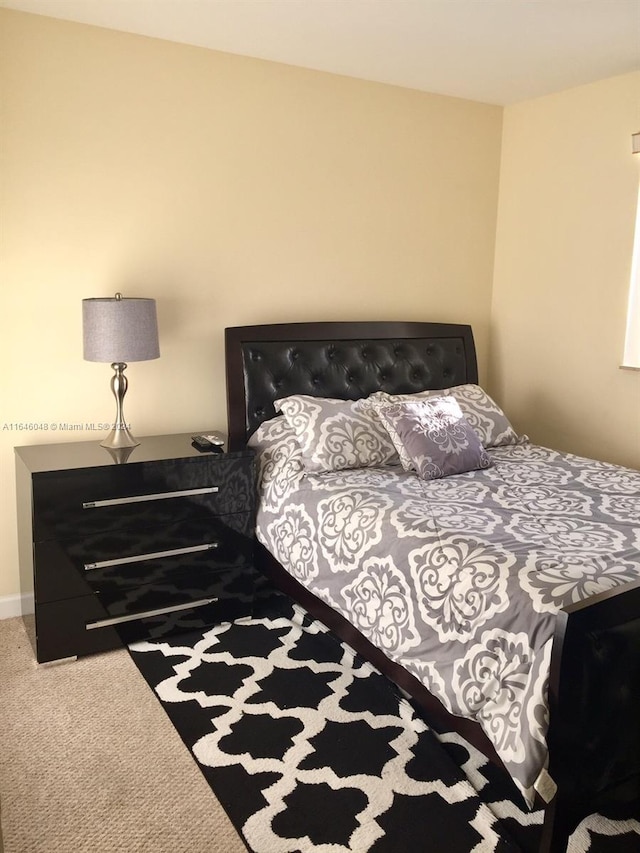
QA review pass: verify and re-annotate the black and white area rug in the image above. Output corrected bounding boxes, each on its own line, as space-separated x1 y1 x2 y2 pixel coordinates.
128 588 640 853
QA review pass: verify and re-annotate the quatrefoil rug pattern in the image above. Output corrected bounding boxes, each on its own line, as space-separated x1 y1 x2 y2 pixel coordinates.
128 593 638 853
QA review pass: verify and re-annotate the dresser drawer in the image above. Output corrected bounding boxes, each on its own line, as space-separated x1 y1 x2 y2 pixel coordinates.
94 560 255 620
34 512 254 603
93 557 255 614
32 454 255 541
33 586 255 664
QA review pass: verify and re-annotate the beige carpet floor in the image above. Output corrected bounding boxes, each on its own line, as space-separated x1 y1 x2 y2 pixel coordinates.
0 617 247 853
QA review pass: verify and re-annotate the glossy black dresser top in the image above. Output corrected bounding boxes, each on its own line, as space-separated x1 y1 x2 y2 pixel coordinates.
14 432 247 472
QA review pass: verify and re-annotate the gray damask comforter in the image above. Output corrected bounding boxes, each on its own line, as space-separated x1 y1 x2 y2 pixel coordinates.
248 416 640 807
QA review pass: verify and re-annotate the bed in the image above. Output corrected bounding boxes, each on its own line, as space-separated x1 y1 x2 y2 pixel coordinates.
224 320 640 853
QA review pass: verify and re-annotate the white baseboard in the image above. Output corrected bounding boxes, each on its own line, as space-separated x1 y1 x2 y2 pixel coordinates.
0 593 33 620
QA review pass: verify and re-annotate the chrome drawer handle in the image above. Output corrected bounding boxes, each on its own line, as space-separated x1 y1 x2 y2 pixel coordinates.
85 597 217 630
84 542 219 571
82 486 219 509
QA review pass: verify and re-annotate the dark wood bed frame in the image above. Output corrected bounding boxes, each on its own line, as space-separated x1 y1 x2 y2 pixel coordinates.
225 320 640 853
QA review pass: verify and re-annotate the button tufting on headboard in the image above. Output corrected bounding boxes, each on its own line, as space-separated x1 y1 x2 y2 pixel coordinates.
230 338 473 444
225 322 478 447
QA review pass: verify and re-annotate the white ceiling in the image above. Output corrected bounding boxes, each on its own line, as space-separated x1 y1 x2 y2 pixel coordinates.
1 0 639 105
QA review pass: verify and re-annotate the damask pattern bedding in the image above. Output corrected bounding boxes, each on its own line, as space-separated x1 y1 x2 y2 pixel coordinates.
248 414 640 808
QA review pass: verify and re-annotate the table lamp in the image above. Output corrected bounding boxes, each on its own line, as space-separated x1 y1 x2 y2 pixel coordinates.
82 292 160 449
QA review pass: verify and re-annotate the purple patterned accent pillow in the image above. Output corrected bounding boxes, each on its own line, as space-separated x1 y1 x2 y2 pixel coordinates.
371 384 521 449
377 396 491 480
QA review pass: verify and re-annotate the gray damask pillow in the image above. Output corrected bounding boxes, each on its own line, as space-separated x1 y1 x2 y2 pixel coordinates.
274 394 399 473
376 396 491 480
247 416 306 513
372 383 520 449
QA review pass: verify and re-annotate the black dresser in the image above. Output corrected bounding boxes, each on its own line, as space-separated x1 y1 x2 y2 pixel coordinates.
15 433 256 663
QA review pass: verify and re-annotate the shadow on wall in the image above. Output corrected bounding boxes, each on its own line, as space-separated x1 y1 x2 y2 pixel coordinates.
516 389 610 464
516 391 568 450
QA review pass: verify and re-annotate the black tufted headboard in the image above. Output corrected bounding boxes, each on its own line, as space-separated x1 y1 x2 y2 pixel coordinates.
224 321 478 450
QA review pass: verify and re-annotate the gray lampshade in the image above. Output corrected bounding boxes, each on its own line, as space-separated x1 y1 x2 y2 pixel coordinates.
83 295 160 363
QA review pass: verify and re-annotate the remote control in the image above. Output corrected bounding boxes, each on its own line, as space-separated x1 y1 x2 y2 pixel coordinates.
191 433 225 451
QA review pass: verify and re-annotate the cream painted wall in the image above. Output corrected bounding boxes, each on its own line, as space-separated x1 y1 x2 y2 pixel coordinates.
0 10 503 599
491 72 640 469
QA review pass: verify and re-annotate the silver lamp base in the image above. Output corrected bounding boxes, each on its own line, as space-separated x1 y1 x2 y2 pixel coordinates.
101 444 137 464
100 425 139 450
100 362 140 449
